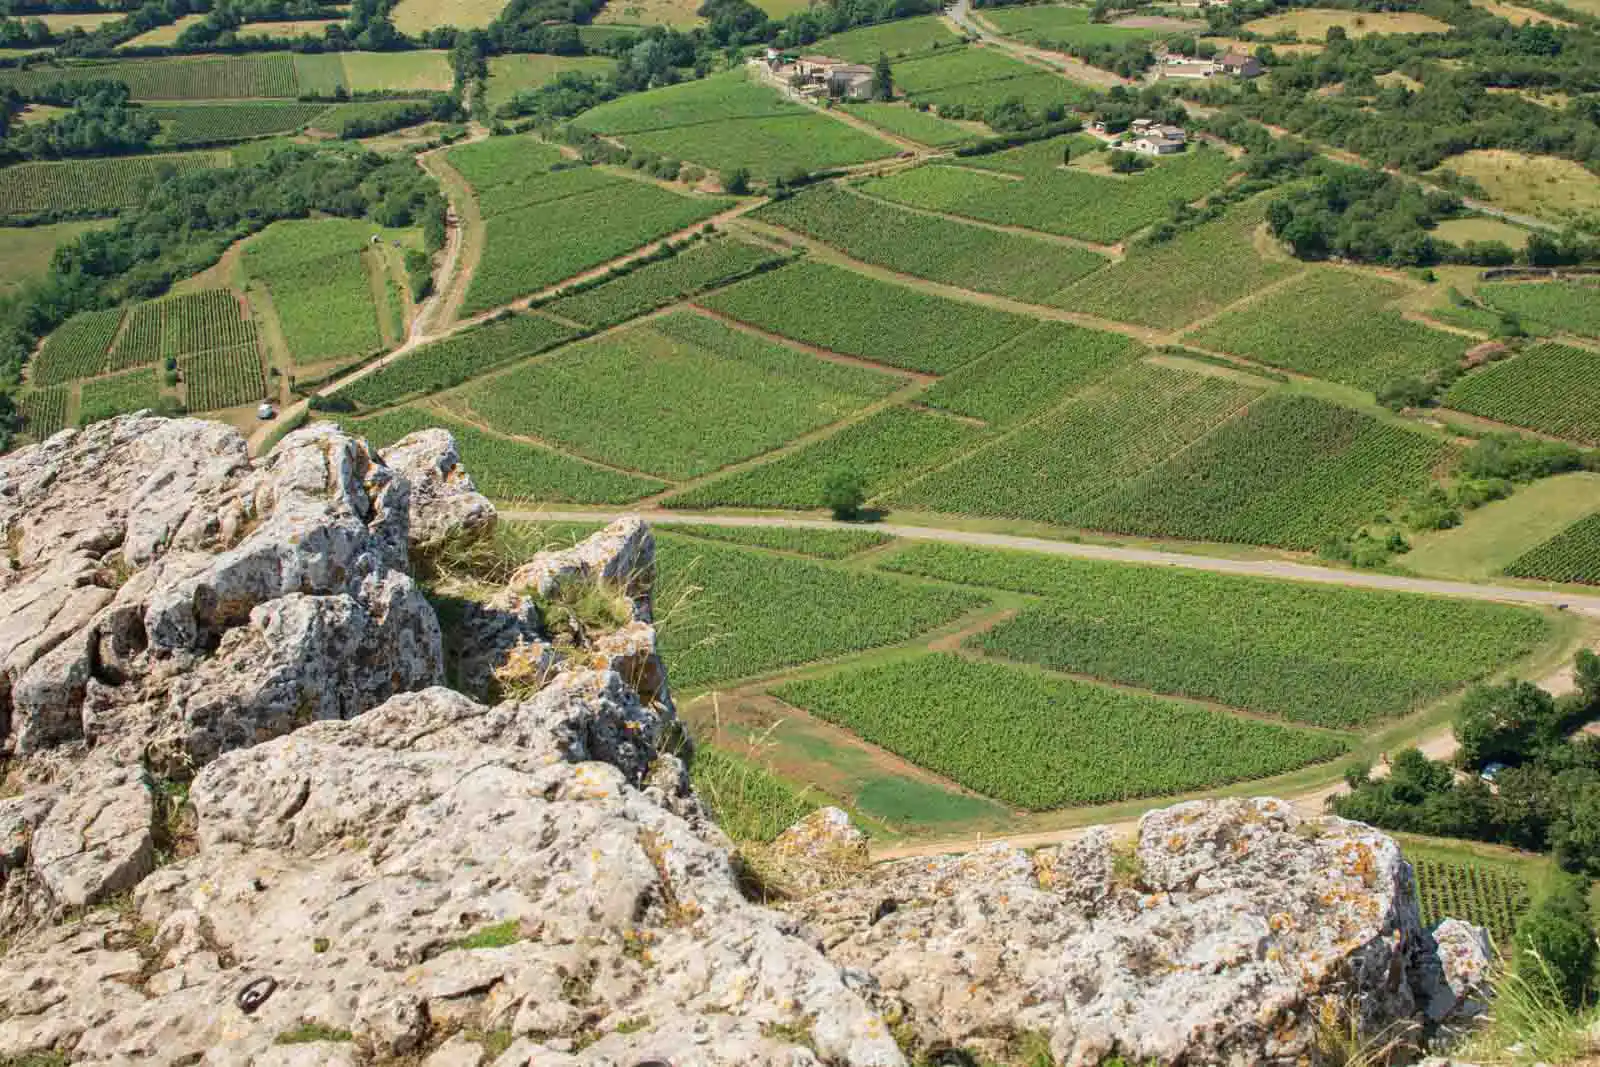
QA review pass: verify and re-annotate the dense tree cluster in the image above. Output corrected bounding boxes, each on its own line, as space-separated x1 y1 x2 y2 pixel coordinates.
1 81 158 159
1265 166 1463 264
1333 651 1600 877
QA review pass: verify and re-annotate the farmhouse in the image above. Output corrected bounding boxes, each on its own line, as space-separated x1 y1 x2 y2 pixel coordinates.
1126 118 1187 154
827 63 876 100
1214 51 1265 77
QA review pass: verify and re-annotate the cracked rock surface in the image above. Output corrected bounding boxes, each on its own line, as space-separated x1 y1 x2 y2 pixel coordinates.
0 415 1493 1066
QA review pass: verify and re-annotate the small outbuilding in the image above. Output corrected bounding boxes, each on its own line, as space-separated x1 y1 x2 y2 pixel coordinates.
1214 51 1265 77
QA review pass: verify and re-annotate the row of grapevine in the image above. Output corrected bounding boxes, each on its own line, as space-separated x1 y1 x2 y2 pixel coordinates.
0 54 300 99
148 103 330 146
0 151 230 218
1412 857 1529 948
32 309 125 386
1443 342 1600 446
339 313 577 409
18 387 68 438
1503 512 1600 585
182 345 267 411
110 289 256 369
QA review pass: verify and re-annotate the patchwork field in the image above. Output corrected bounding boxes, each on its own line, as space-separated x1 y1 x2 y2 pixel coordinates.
654 534 986 691
667 404 986 509
340 312 578 409
145 103 331 146
451 138 731 313
17 387 69 438
1073 394 1449 548
775 654 1349 809
392 0 509 33
1188 269 1468 390
661 523 893 559
889 362 1263 524
595 0 704 26
448 311 903 479
698 259 1036 373
983 5 1162 48
544 236 785 328
341 406 665 503
1479 280 1600 338
879 541 1549 728
1404 473 1600 581
1503 512 1600 585
1443 342 1600 443
891 47 1094 113
182 346 266 411
0 151 231 218
754 184 1108 302
864 141 1235 243
810 15 964 61
243 219 389 367
79 367 160 422
573 70 896 181
839 102 980 147
1056 198 1298 327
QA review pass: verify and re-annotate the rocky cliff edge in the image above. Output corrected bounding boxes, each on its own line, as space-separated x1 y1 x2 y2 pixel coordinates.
0 416 1487 1066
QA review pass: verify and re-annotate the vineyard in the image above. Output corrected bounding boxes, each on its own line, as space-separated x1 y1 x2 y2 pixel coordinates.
18 387 68 438
110 289 258 373
1412 857 1529 947
1502 512 1600 585
1073 394 1449 549
1443 342 1600 445
889 363 1262 523
810 14 962 61
918 321 1142 426
31 309 124 386
147 103 330 146
574 70 800 135
619 113 898 184
0 54 300 99
545 237 785 328
653 534 985 690
773 654 1350 809
1189 270 1468 391
450 311 901 480
1480 280 1600 338
341 407 665 503
462 179 731 315
878 541 1549 728
0 151 230 218
668 405 986 509
79 367 160 422
339 313 577 409
1057 198 1299 328
753 184 1108 303
446 135 567 189
481 53 617 111
182 345 266 411
244 220 385 366
660 523 893 559
864 144 1235 244
840 102 978 147
699 259 1035 373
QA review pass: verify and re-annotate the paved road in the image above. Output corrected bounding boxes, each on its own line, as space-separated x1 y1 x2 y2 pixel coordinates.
508 508 1600 618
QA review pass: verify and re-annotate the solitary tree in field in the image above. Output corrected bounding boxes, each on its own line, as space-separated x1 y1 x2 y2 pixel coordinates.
872 52 894 101
822 469 867 520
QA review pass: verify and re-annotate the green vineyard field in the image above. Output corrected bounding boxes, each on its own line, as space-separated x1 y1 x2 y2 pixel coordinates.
79 367 159 421
18 387 68 438
754 184 1107 303
1412 857 1529 948
0 54 300 99
0 151 230 218
1480 280 1600 339
1502 512 1600 585
182 345 265 411
774 654 1350 809
340 313 577 409
244 220 384 366
660 523 893 559
1443 342 1600 445
32 309 124 386
879 541 1549 728
545 237 785 328
148 103 330 146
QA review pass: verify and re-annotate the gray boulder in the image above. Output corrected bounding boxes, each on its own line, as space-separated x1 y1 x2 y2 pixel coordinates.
381 428 495 556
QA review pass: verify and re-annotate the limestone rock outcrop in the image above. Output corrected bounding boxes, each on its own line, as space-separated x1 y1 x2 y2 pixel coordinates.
0 415 1499 1067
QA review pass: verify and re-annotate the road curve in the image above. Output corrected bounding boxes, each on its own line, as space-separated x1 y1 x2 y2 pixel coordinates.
505 508 1600 618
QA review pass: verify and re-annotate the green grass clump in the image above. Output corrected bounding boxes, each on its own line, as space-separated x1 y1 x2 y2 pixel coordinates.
339 312 577 409
1072 394 1449 549
1444 342 1600 446
890 362 1261 524
339 406 664 503
864 143 1234 244
667 405 984 510
689 743 816 843
700 259 1035 374
275 1023 355 1045
448 920 523 951
451 311 899 480
1188 269 1467 391
879 540 1550 728
754 184 1106 303
546 237 784 328
660 524 892 559
775 654 1349 809
919 320 1141 426
654 533 985 690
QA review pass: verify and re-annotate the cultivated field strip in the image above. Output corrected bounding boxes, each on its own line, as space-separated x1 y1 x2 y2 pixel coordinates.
1443 341 1600 445
18 387 68 438
340 312 579 409
182 345 266 411
544 237 788 328
0 54 301 98
32 308 124 386
0 151 231 218
1503 511 1600 585
109 289 257 369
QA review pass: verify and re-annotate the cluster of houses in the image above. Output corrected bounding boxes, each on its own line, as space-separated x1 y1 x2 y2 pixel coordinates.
760 49 876 100
1088 116 1190 156
1156 50 1266 80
